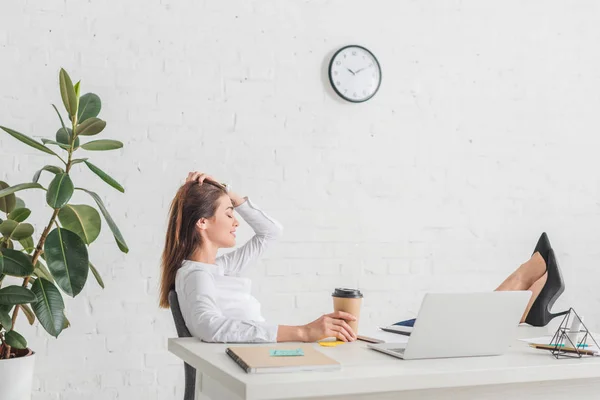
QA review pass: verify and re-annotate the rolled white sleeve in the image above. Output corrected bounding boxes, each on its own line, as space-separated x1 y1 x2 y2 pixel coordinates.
216 197 283 276
177 268 279 343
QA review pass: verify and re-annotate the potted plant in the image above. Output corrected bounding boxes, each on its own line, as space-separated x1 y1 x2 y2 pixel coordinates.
0 68 128 400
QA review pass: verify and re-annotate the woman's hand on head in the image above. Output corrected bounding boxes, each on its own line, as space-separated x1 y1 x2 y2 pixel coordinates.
301 311 357 342
185 171 246 207
186 171 216 185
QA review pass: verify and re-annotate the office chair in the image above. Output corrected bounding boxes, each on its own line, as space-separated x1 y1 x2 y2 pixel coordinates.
168 290 196 400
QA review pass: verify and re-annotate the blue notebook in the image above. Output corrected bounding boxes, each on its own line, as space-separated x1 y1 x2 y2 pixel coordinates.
393 318 416 327
379 318 416 336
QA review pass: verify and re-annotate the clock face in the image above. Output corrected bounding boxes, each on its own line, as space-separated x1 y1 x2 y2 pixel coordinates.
328 45 382 103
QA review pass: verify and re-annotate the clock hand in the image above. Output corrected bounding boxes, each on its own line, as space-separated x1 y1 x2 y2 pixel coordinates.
355 65 372 74
346 68 356 75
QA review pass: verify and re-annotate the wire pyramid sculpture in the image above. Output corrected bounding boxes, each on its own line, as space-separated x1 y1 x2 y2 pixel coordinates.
547 308 599 359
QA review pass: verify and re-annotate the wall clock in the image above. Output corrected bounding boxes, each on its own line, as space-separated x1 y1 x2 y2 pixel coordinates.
328 45 382 103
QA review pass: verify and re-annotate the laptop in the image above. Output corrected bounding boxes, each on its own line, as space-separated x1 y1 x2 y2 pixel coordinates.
368 291 531 360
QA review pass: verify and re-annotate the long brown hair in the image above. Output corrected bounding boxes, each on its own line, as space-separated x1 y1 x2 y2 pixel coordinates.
159 180 228 308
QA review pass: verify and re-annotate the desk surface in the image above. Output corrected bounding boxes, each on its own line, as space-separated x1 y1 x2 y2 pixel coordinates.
168 328 600 400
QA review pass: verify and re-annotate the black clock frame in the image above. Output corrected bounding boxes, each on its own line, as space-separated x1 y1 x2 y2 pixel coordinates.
328 44 382 103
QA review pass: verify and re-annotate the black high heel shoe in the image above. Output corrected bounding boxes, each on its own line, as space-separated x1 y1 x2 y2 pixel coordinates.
532 232 552 267
525 248 569 326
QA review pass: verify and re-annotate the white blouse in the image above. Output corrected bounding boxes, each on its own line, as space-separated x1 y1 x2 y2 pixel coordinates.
175 198 283 343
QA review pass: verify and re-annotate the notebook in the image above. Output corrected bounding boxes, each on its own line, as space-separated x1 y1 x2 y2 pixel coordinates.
226 345 341 374
358 319 416 344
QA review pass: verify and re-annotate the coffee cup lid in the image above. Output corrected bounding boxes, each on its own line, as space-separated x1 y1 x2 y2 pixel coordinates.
332 288 363 298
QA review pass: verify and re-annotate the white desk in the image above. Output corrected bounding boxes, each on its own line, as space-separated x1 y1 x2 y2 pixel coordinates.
168 328 600 400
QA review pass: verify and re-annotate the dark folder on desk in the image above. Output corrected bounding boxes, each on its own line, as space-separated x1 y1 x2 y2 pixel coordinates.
358 319 415 343
226 345 340 374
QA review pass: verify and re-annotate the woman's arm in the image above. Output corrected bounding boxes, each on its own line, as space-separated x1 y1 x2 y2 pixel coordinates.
280 312 357 343
277 325 307 342
179 268 356 343
179 269 279 342
216 196 283 276
227 189 246 208
185 172 282 276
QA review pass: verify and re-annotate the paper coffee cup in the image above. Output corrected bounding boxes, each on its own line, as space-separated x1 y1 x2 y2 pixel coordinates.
332 288 363 335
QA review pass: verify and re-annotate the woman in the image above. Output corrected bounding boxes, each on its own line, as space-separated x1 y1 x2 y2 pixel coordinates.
159 172 358 343
159 172 564 343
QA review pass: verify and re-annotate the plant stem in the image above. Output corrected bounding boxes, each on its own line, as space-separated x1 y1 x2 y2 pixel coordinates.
3 112 77 360
0 331 8 359
68 113 77 170
8 207 59 321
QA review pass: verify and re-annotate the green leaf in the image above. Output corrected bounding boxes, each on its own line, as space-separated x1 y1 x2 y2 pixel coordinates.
89 261 104 289
0 220 18 237
44 227 89 297
81 139 123 151
0 249 34 277
71 158 88 165
59 68 78 117
58 204 101 244
74 80 81 99
0 181 16 213
56 127 79 149
62 312 70 330
0 183 46 200
31 278 65 337
0 252 3 273
77 118 106 137
52 103 70 141
33 259 54 283
33 165 64 183
14 197 26 209
19 236 35 254
76 188 128 253
42 138 71 150
46 173 74 209
5 330 27 349
8 208 31 222
0 309 12 331
11 223 34 240
77 93 101 123
0 126 59 156
21 303 36 325
84 161 125 193
56 127 72 144
0 285 37 305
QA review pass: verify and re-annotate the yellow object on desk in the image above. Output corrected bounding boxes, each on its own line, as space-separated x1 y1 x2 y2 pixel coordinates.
318 340 346 347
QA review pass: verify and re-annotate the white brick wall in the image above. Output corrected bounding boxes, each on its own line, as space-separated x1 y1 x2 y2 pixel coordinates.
2 0 600 398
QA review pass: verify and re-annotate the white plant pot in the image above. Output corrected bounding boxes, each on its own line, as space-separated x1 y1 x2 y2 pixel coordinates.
0 350 35 400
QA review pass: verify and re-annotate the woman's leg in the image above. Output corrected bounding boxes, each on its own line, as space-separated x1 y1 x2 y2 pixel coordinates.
494 252 547 323
495 252 546 291
519 273 547 323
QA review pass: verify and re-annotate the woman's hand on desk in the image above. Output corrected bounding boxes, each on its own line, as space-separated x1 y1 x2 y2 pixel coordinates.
276 312 357 342
302 311 357 343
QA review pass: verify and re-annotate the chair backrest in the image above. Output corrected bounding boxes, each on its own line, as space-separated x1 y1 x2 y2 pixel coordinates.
169 289 192 338
168 289 195 400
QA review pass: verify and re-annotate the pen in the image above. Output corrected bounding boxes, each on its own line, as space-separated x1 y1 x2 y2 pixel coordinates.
552 343 589 348
529 344 596 355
